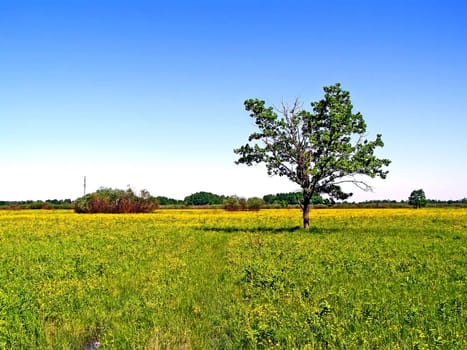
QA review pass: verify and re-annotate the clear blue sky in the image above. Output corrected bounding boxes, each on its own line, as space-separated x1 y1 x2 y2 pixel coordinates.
1 0 466 201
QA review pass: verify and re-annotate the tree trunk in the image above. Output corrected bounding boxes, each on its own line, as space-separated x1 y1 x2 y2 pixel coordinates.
302 193 311 229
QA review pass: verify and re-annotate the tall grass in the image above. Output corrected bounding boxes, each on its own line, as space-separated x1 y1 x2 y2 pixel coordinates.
0 208 465 349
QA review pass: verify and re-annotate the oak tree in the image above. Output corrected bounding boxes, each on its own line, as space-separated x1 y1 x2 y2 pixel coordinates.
234 83 391 228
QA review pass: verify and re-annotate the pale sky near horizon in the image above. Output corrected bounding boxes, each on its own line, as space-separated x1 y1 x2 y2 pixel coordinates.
1 0 466 202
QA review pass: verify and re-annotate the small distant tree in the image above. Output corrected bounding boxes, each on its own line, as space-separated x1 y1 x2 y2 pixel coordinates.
408 189 427 208
234 83 391 228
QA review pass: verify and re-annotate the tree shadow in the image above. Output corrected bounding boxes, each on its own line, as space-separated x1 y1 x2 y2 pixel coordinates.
201 226 301 234
200 226 339 234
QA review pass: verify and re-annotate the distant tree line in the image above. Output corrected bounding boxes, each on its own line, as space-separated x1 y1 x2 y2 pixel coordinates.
425 198 467 206
155 196 184 206
0 199 73 210
328 198 467 209
1 191 466 211
262 192 325 207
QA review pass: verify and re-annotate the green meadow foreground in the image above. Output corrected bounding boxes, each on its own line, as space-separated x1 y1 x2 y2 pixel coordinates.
0 209 465 349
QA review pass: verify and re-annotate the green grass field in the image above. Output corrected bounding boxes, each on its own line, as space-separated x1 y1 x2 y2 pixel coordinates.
0 208 466 349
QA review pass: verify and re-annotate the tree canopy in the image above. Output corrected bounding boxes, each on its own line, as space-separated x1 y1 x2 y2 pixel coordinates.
408 189 427 208
234 83 391 228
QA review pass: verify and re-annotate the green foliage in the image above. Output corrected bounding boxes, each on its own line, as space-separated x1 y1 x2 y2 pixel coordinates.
263 192 323 206
184 191 225 206
155 196 184 206
74 187 158 213
263 192 302 206
409 189 428 208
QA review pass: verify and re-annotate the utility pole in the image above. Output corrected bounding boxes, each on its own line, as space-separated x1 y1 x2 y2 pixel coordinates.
83 176 86 196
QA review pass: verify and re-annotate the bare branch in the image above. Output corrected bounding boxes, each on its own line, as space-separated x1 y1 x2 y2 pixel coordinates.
332 177 373 192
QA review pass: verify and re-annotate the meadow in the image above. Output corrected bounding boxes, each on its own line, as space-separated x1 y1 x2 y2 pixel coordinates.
0 208 465 349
